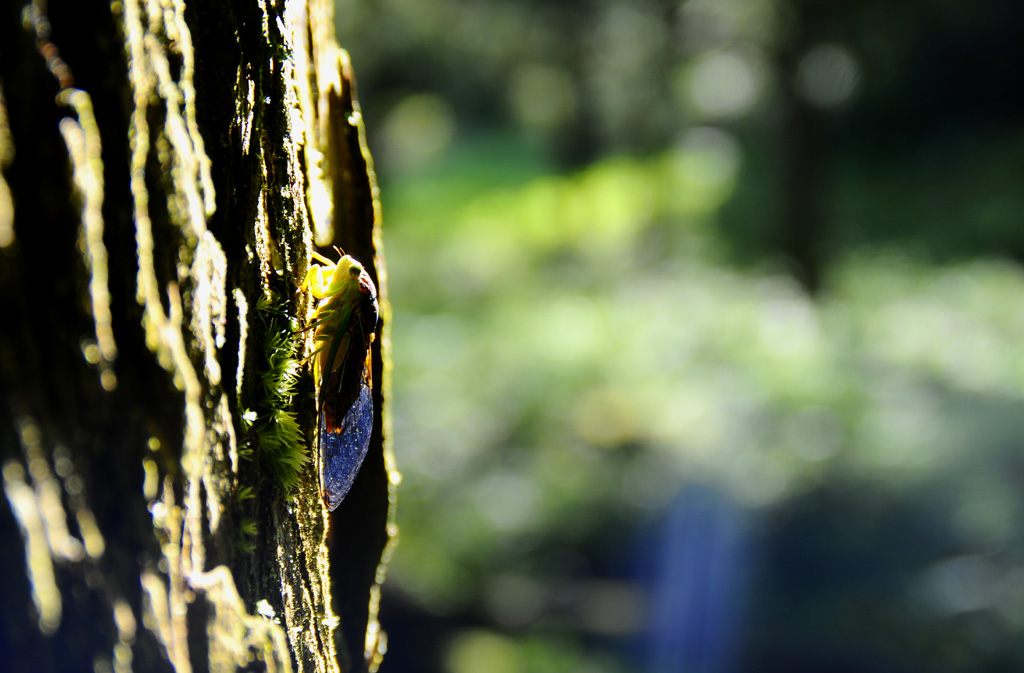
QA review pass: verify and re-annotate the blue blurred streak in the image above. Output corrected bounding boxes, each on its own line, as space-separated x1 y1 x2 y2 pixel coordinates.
643 487 747 673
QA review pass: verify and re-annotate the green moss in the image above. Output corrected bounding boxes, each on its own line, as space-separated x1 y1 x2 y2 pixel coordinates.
244 294 309 494
235 516 258 554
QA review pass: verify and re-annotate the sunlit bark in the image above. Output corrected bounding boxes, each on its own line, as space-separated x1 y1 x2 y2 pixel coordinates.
0 1 394 671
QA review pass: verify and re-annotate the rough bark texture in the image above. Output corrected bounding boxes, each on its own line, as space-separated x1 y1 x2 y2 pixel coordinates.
0 1 396 672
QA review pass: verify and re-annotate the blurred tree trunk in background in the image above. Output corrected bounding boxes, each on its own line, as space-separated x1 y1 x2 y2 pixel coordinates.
777 0 826 294
779 55 824 294
0 1 395 672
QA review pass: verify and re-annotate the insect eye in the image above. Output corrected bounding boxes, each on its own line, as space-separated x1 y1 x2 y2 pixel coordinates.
349 265 361 277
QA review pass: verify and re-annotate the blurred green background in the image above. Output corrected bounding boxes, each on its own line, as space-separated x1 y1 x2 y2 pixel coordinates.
337 0 1024 671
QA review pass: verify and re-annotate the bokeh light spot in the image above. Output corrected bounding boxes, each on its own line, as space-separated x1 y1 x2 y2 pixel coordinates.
508 63 576 131
379 93 456 175
684 49 764 119
796 43 860 108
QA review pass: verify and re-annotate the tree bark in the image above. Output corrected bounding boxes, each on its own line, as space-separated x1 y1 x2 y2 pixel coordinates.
0 1 395 672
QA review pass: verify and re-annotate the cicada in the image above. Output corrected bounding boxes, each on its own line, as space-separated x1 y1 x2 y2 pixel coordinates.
301 249 379 511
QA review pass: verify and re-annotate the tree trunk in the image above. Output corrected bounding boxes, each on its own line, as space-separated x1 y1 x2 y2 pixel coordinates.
0 1 395 672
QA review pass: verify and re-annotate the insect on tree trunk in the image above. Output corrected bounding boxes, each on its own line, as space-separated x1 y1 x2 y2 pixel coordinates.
0 1 396 672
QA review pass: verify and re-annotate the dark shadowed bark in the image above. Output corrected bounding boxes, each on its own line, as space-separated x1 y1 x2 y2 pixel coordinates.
0 1 396 671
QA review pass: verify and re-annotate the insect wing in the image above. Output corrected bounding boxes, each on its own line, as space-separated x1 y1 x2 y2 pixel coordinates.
316 290 378 511
319 374 373 510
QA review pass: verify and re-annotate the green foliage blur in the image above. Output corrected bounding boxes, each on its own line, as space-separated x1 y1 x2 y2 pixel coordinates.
338 0 1024 671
